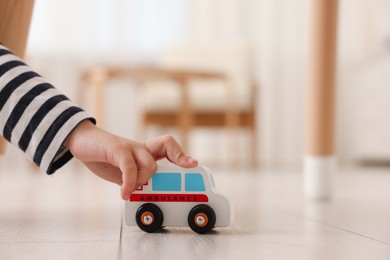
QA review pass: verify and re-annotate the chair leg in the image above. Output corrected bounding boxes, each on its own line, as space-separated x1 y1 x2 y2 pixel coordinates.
250 126 258 169
178 79 192 154
90 67 108 128
227 126 239 168
225 81 239 168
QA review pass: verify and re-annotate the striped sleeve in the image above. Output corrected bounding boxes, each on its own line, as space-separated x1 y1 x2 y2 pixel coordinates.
0 44 96 174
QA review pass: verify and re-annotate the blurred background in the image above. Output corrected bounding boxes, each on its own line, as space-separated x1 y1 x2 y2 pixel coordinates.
3 2 390 258
4 0 390 171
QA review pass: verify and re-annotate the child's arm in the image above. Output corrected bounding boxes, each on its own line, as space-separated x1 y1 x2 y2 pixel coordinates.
0 43 95 173
64 120 197 200
0 43 197 200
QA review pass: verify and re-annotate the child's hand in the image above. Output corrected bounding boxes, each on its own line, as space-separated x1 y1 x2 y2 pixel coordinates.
64 120 198 200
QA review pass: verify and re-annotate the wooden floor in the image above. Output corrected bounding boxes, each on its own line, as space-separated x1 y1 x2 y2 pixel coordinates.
1 158 390 260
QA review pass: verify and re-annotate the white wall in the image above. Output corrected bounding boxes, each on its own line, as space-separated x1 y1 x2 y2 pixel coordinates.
336 0 390 164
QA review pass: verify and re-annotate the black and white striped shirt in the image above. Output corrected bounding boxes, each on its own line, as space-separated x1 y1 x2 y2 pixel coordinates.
0 44 95 174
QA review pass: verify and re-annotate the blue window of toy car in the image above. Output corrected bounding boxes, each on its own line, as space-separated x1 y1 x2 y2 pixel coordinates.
185 173 205 191
152 173 181 191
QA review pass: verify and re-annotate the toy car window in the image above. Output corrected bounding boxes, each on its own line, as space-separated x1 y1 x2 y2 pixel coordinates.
185 173 206 191
210 174 216 188
152 173 181 191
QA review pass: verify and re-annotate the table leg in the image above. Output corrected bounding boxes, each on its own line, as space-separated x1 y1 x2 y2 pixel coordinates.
304 0 338 199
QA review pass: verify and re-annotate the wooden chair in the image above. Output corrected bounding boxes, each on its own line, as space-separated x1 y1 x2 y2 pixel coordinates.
80 44 258 167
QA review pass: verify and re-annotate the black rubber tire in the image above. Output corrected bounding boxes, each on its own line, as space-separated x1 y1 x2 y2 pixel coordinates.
188 204 216 234
135 203 164 233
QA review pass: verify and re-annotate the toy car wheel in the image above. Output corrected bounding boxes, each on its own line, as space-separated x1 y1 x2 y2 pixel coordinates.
135 203 164 233
188 204 216 234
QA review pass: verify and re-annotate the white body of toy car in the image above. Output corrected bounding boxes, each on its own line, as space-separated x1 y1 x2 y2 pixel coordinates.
125 165 233 233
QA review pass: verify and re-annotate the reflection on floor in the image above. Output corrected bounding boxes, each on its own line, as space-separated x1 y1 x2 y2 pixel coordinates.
1 153 390 260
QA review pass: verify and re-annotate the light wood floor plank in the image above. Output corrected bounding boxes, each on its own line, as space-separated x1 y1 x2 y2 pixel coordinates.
1 159 390 259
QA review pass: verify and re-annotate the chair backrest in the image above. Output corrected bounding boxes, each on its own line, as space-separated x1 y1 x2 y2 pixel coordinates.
159 43 253 111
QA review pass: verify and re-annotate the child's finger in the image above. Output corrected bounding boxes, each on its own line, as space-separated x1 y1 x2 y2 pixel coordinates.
119 154 138 200
145 135 198 168
176 155 198 168
132 147 158 187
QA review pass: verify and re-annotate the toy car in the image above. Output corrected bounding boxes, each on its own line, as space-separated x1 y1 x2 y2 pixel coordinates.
125 165 233 234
